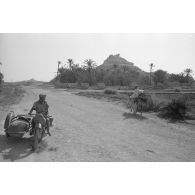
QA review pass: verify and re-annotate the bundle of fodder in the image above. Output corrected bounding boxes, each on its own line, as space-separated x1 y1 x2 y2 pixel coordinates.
134 93 154 112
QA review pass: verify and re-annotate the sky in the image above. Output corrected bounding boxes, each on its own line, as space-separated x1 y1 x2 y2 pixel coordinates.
0 33 195 82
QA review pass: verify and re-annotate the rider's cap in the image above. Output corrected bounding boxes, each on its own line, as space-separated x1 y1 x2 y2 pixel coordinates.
39 94 46 99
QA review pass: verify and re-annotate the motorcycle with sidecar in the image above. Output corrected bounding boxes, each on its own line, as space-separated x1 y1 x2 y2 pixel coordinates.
4 111 53 150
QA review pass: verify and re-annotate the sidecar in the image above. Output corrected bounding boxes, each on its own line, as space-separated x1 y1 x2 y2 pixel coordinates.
4 111 33 138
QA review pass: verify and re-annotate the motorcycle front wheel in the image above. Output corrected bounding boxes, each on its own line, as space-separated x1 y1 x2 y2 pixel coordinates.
33 127 42 151
33 128 38 151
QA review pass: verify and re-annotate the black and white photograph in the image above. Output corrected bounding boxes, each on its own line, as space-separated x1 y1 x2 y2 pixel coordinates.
0 33 194 162
0 1 195 195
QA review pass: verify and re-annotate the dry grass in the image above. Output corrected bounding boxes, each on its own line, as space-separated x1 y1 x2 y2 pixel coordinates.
0 84 25 106
76 91 128 104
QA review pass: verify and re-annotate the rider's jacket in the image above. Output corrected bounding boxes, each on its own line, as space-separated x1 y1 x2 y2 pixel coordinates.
32 100 49 117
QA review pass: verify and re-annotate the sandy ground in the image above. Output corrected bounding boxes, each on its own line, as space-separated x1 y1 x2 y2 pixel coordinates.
0 84 195 161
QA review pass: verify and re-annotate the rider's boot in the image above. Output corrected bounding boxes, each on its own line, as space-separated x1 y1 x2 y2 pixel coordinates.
46 126 51 136
47 130 51 136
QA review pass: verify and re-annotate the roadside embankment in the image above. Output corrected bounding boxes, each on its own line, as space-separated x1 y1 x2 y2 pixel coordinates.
76 90 195 115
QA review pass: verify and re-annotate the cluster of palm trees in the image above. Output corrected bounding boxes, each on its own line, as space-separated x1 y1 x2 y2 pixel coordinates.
149 63 194 86
168 68 194 84
56 58 97 86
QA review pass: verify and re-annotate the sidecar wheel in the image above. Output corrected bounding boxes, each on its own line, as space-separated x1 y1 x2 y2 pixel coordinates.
4 112 15 130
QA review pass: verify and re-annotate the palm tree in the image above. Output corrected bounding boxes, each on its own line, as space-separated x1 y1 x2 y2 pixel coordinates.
67 59 74 70
184 68 193 83
184 68 193 76
83 59 97 86
149 63 155 85
57 61 61 80
71 63 80 83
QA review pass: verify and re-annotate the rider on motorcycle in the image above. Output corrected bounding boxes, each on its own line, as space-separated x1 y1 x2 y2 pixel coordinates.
28 94 51 136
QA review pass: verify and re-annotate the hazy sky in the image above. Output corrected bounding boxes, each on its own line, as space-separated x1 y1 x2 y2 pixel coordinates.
0 33 195 82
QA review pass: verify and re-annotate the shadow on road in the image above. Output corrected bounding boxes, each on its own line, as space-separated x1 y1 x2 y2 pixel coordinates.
123 112 147 120
0 134 34 161
0 133 47 161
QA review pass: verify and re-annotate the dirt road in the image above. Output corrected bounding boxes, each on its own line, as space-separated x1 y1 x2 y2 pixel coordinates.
0 84 195 161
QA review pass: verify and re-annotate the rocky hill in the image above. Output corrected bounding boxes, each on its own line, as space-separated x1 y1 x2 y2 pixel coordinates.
97 54 145 74
27 78 37 82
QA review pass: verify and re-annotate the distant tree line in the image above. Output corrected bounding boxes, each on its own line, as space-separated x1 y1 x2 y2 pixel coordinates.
153 68 194 87
54 59 194 88
168 68 194 84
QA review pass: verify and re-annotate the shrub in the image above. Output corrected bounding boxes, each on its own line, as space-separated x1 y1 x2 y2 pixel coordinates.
104 88 117 95
159 98 188 120
174 88 181 92
153 83 167 90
